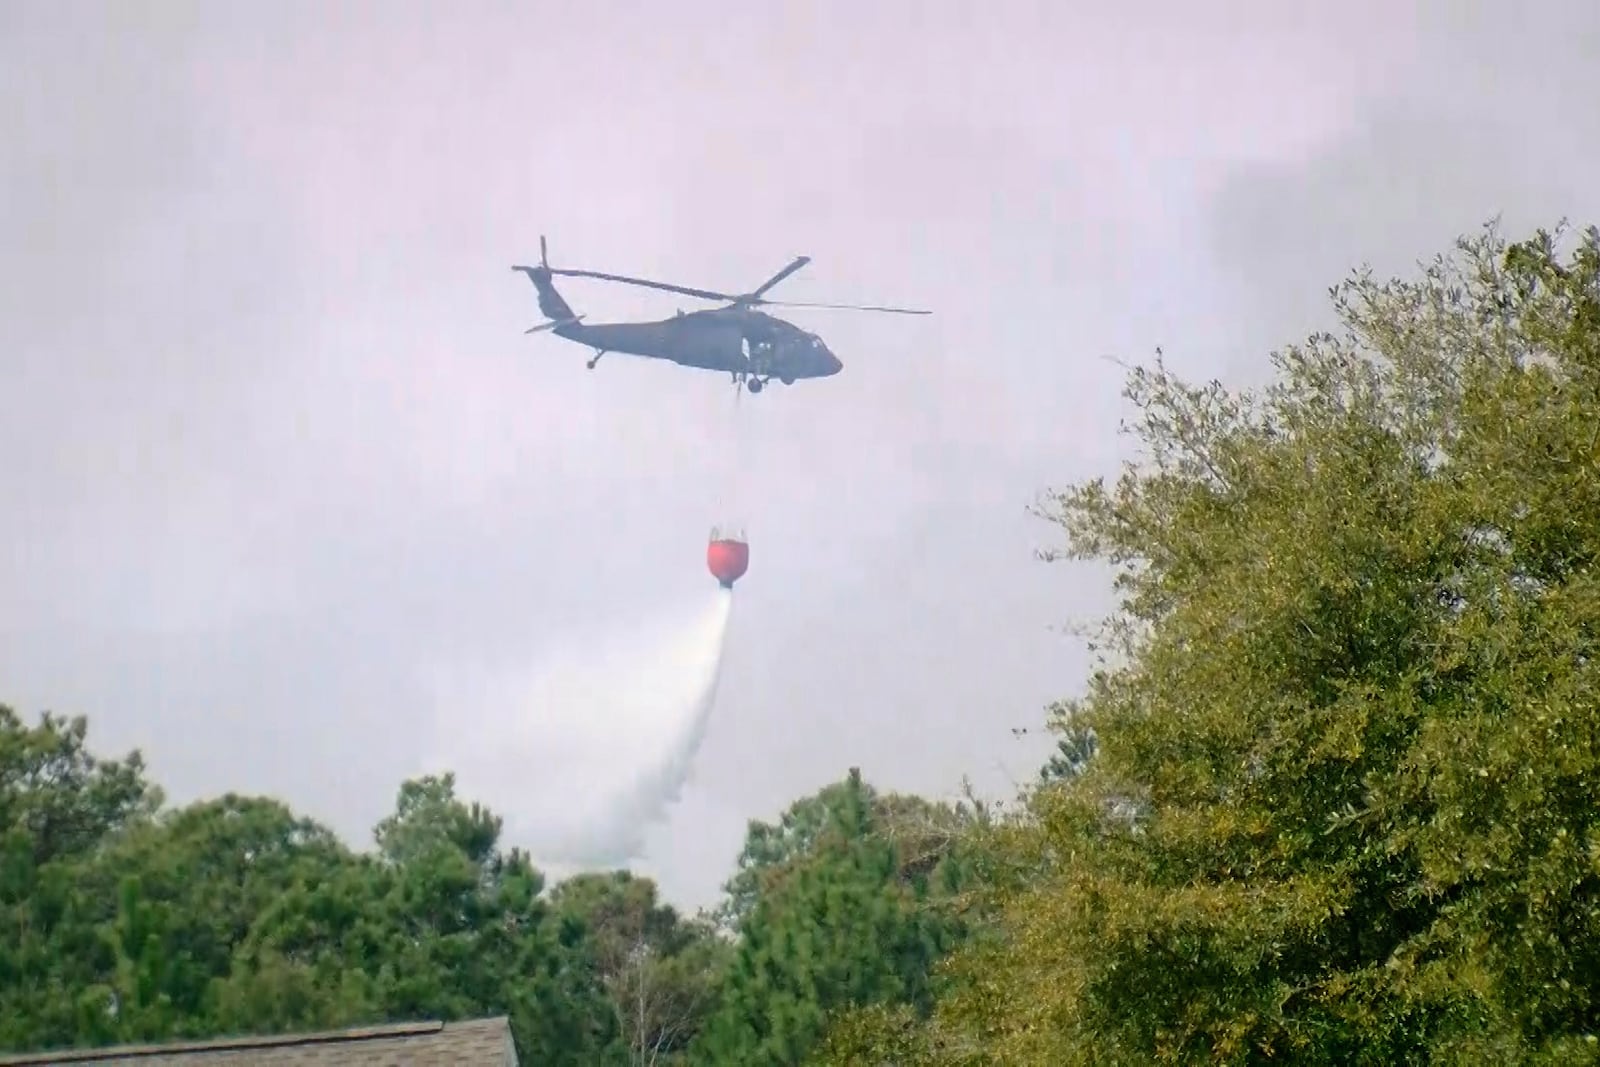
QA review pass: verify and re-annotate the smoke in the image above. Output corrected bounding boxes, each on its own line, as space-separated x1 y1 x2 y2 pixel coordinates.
425 588 734 868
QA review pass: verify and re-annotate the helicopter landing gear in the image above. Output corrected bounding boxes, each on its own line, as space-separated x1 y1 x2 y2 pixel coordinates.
586 349 607 369
747 377 765 394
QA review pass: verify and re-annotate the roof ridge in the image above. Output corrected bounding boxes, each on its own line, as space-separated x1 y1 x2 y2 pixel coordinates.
0 1018 499 1064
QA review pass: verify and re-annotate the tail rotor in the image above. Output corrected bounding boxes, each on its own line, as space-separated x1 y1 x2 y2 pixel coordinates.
513 235 580 328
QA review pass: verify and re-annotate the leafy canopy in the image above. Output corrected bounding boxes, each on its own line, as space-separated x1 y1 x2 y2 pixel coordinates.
848 220 1600 1064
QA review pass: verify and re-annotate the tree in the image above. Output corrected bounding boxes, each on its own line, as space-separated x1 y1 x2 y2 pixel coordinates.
0 713 648 1064
714 773 882 933
1 707 977 1064
41 795 354 1044
551 871 729 1064
695 769 971 1065
715 769 981 935
911 220 1600 1063
373 773 501 870
0 707 161 1050
230 774 619 1062
1037 707 1099 784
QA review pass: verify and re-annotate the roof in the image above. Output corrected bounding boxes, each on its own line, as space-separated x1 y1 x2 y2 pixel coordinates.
0 1017 518 1066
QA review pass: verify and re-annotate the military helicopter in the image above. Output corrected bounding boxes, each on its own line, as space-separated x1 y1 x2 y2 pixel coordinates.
511 237 929 393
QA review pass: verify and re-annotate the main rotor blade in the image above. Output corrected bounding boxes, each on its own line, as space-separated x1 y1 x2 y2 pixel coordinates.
750 256 811 299
757 299 932 315
544 257 926 315
546 267 736 303
549 255 811 305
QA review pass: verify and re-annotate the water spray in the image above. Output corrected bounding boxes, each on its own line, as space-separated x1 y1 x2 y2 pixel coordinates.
431 528 751 871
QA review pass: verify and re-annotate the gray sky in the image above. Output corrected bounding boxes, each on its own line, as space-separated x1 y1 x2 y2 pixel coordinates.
4 1 1598 910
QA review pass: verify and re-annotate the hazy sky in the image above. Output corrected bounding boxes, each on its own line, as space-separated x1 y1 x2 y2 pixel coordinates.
4 2 1598 910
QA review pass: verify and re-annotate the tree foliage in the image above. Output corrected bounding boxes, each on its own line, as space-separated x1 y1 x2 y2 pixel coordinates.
877 220 1600 1064
0 713 959 1066
0 709 711 1063
695 768 975 1065
549 870 728 1064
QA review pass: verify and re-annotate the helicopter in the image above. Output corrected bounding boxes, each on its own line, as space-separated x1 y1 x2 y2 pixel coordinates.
511 237 929 393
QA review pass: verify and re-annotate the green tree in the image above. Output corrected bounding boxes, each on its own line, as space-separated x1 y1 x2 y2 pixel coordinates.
695 769 971 1066
87 795 355 1036
551 871 729 1064
715 769 979 935
0 707 161 1049
230 774 619 1062
714 775 877 933
1037 710 1098 784
0 713 638 1061
373 772 501 869
913 220 1600 1064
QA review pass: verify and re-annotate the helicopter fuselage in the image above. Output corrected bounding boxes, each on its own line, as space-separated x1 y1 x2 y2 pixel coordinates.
555 307 842 385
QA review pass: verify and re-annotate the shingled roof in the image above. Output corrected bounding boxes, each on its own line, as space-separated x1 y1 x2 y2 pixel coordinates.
0 1017 518 1066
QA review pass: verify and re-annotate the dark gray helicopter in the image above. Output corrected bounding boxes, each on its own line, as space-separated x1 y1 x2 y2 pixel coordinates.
512 237 929 393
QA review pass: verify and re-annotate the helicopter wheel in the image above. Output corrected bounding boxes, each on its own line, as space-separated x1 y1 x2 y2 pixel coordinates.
780 375 794 385
747 377 764 394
